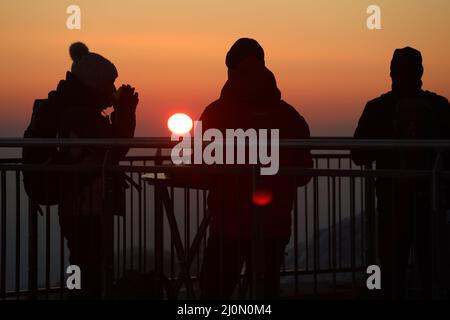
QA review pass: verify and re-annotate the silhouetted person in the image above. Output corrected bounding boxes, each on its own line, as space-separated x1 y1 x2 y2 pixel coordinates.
198 38 313 299
352 47 450 299
50 42 138 299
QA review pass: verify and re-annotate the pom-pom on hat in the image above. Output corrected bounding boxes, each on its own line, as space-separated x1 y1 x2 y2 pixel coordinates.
69 42 118 88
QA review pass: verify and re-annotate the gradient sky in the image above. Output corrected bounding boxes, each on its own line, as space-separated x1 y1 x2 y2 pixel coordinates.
0 0 449 137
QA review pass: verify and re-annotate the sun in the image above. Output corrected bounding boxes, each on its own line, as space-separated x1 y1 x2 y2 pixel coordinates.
167 113 193 135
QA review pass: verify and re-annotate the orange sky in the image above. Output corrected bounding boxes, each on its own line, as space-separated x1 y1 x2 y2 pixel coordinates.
0 0 449 136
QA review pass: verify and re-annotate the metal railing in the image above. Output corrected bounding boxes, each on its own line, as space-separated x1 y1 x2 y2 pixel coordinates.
0 138 449 299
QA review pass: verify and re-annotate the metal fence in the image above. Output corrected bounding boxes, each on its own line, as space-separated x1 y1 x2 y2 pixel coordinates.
0 138 449 299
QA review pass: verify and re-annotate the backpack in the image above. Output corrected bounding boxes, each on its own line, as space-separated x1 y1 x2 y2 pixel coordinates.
22 97 135 211
22 98 63 205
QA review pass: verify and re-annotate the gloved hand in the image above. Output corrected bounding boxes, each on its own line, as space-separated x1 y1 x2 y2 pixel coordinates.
113 84 139 115
111 84 138 141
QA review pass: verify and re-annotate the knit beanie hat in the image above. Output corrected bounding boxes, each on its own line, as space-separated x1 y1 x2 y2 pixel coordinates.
69 42 118 88
226 38 265 70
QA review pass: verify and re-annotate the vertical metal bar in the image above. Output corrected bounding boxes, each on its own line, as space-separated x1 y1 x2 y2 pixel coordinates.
293 185 299 296
185 188 190 263
196 190 200 276
28 198 38 300
45 204 50 299
202 189 208 293
203 190 207 256
138 168 143 271
143 161 148 272
129 161 134 270
350 177 356 297
116 213 120 278
59 176 64 299
102 150 116 299
44 173 50 300
360 168 365 266
122 176 127 273
154 182 163 279
170 187 175 280
431 151 443 298
251 165 264 299
235 176 242 296
411 189 418 289
15 171 21 299
116 164 122 278
0 170 6 300
313 176 318 295
332 176 337 292
365 173 376 266
304 185 309 272
338 159 343 269
327 158 332 269
59 223 64 299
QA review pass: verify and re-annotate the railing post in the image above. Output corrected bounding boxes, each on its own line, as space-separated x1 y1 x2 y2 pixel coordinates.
28 199 38 300
155 148 165 296
251 165 264 300
154 179 164 295
101 149 115 299
364 168 377 266
1 170 6 300
431 151 448 299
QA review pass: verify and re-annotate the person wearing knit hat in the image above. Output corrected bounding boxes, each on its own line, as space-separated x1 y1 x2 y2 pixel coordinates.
352 47 450 299
67 42 122 112
39 41 139 299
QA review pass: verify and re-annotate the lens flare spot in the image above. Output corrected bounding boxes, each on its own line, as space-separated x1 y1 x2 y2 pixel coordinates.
252 189 273 206
168 113 193 135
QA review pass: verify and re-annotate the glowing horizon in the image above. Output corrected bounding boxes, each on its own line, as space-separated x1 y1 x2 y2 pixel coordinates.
1 0 449 137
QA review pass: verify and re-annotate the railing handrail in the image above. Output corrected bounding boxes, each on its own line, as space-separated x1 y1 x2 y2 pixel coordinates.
1 138 448 299
1 137 450 149
0 153 354 164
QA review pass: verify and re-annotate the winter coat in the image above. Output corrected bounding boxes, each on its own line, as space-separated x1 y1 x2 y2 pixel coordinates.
47 72 135 217
198 58 313 239
352 89 450 214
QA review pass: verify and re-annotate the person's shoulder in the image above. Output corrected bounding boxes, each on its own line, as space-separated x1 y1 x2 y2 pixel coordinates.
423 90 450 106
367 91 394 107
278 100 306 121
361 92 395 116
200 99 221 118
199 99 226 130
278 100 310 136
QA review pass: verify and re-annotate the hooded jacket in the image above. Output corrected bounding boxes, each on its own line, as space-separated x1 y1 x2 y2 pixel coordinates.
199 57 313 239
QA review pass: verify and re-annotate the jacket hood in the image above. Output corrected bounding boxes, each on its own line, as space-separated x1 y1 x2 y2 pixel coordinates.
220 57 281 110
